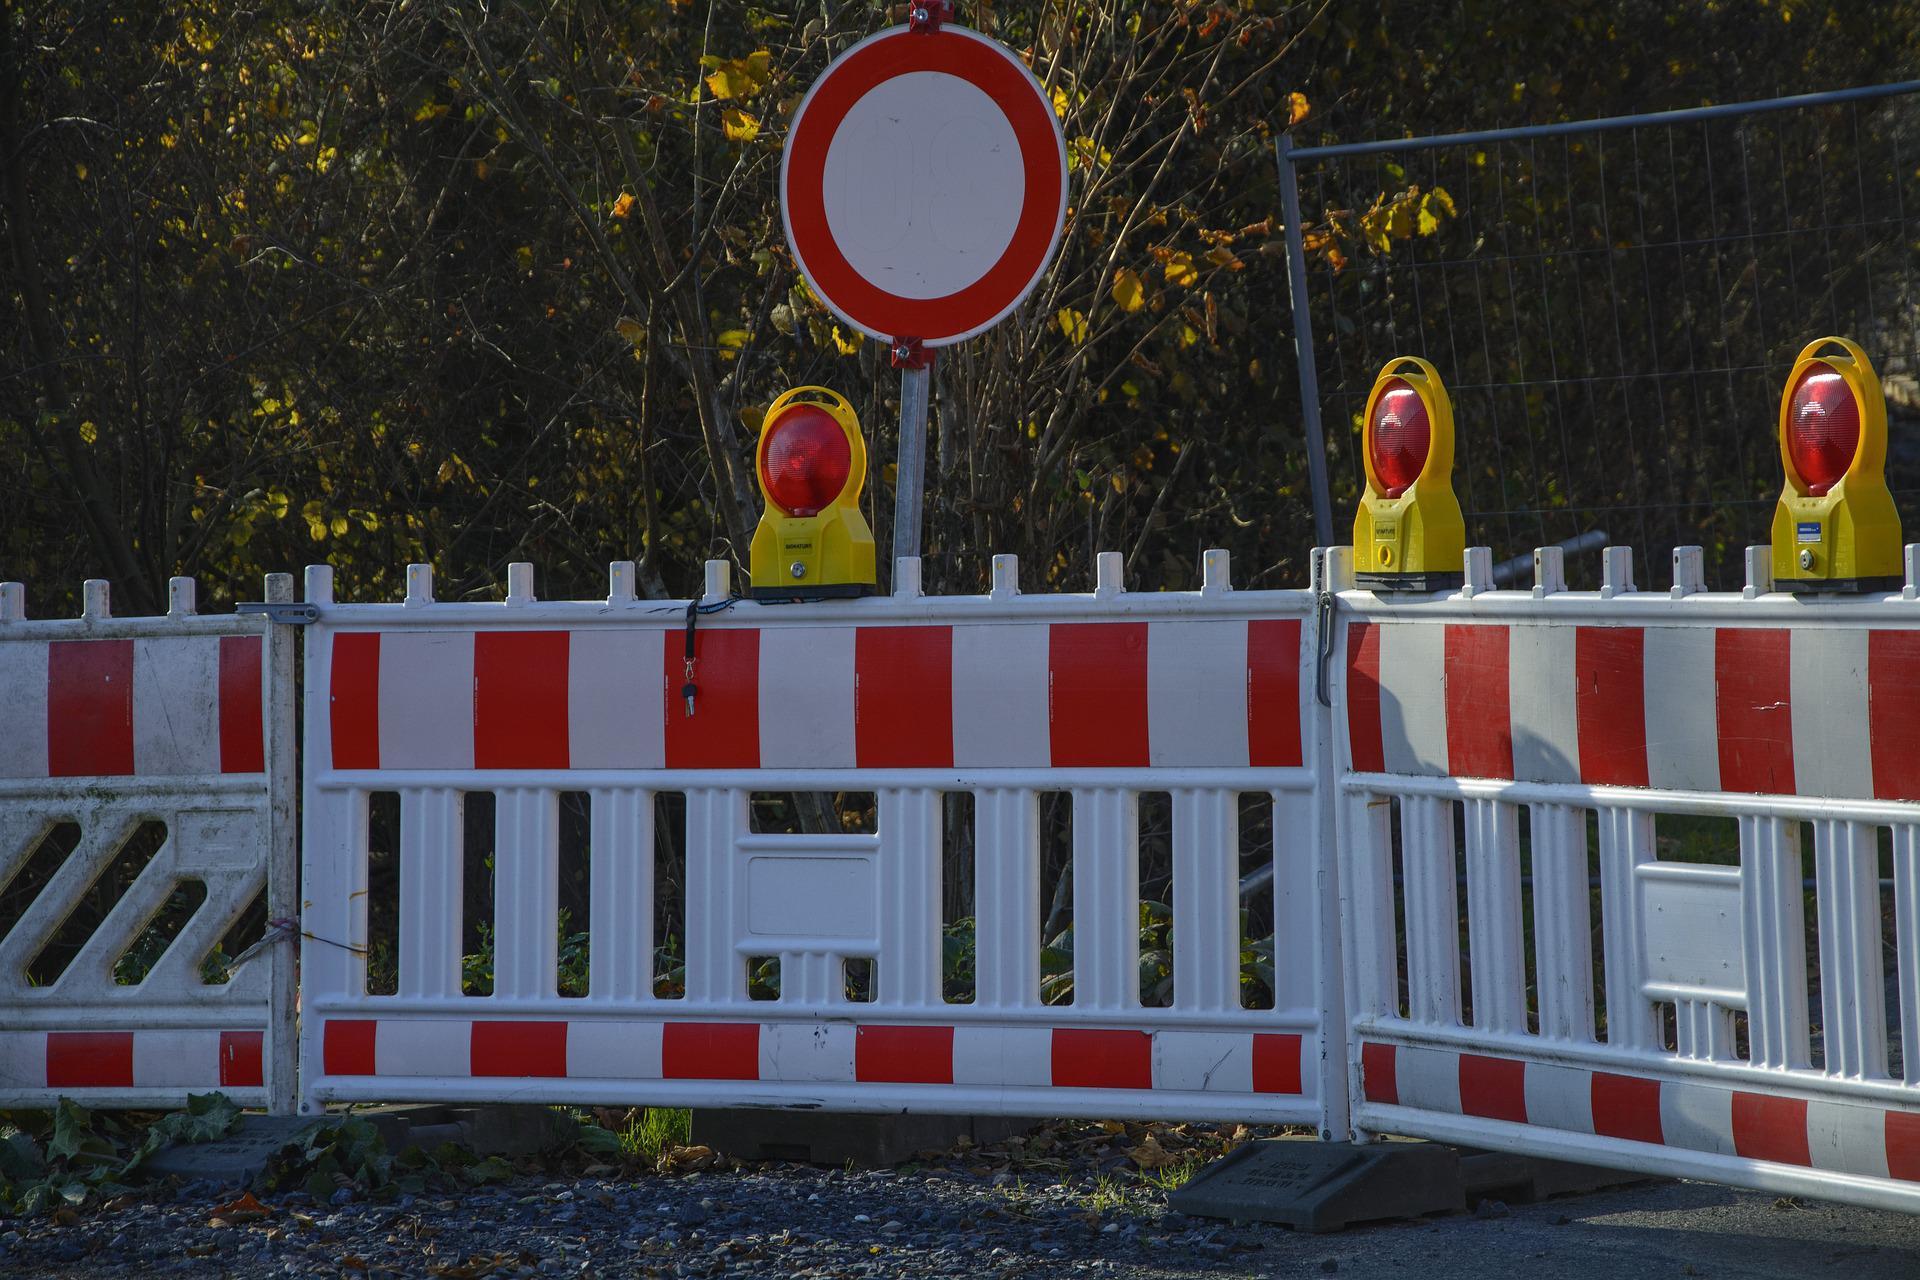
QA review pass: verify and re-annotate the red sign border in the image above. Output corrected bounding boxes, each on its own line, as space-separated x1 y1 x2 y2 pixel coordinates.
781 25 1067 347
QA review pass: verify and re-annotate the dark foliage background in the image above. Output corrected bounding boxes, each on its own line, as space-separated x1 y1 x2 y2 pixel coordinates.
4 0 1918 610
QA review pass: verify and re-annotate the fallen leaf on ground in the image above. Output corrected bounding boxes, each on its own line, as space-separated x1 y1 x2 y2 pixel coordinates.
210 1190 272 1226
659 1143 723 1172
1125 1135 1180 1169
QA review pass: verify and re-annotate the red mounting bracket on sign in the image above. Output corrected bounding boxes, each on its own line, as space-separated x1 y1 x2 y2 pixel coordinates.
890 337 936 370
907 0 953 32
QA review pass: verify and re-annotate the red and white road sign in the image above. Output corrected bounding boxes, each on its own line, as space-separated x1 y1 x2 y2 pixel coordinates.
781 24 1067 348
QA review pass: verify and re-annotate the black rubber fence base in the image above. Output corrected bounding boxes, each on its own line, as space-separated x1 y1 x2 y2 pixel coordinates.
1169 1136 1651 1233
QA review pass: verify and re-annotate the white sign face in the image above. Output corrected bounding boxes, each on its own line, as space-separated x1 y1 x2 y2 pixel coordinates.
781 24 1067 346
821 72 1025 300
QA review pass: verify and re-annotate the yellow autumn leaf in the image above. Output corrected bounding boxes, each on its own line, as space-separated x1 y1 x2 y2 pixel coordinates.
329 515 349 538
1287 91 1310 126
704 50 772 101
831 324 861 356
1383 193 1416 241
78 420 98 445
1205 246 1244 270
1163 251 1198 287
1111 267 1145 313
1051 86 1070 119
721 108 760 143
1359 197 1391 254
1055 308 1089 343
1069 136 1111 171
610 192 635 219
716 328 749 360
614 317 646 348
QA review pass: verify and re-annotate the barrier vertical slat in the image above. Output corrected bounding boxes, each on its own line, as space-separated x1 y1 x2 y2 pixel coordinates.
1674 998 1732 1061
1741 814 1812 1069
685 788 744 1003
878 787 942 1008
1529 801 1594 1041
975 788 1040 1010
301 790 367 1104
1814 818 1889 1079
1344 791 1398 1020
1172 788 1237 1012
493 788 559 1000
785 952 839 1005
1597 806 1657 1050
300 569 350 1109
1071 788 1140 1013
1894 824 1920 1085
399 789 464 999
1272 790 1321 1013
589 788 654 1002
1402 794 1460 1025
1464 798 1526 1033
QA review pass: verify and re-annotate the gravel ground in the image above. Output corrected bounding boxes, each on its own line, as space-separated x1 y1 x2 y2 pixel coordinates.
3 1126 1919 1278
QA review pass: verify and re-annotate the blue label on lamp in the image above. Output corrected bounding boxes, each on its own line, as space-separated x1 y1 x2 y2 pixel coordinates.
1796 521 1822 543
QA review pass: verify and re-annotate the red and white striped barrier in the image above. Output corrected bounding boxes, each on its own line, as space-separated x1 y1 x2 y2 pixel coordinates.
0 576 297 1113
15 544 1920 1217
321 619 1303 773
315 1018 1305 1112
1333 543 1920 1213
295 555 1348 1133
1347 619 1920 799
0 1029 265 1093
1361 1040 1920 1205
0 633 265 779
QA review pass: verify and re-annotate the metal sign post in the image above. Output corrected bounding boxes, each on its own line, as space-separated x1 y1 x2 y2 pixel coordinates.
891 343 933 567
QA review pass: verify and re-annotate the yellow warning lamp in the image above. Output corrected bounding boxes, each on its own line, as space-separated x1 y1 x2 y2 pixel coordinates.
1353 356 1465 591
1770 337 1902 593
748 386 876 599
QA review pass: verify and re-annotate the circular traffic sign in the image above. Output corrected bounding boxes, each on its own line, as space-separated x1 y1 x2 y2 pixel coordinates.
781 24 1067 347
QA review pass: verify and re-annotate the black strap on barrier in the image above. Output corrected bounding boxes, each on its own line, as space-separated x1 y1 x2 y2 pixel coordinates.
680 594 741 717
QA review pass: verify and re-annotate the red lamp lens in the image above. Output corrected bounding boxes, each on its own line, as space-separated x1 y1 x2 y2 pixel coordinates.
1369 378 1430 497
756 404 848 514
760 405 852 516
1786 361 1860 497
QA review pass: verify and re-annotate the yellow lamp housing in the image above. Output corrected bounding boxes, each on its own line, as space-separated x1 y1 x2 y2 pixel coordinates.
1353 356 1466 592
1770 337 1902 594
749 386 876 600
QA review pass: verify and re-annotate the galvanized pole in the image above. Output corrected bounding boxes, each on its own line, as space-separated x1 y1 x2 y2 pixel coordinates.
1276 134 1335 550
891 347 932 571
262 572 299 1115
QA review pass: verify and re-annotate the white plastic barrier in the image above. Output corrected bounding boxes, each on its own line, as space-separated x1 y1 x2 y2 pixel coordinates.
1333 544 1920 1211
296 552 1350 1133
0 576 296 1112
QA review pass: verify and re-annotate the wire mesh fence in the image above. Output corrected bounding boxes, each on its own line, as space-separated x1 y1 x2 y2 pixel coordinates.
1280 82 1920 590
